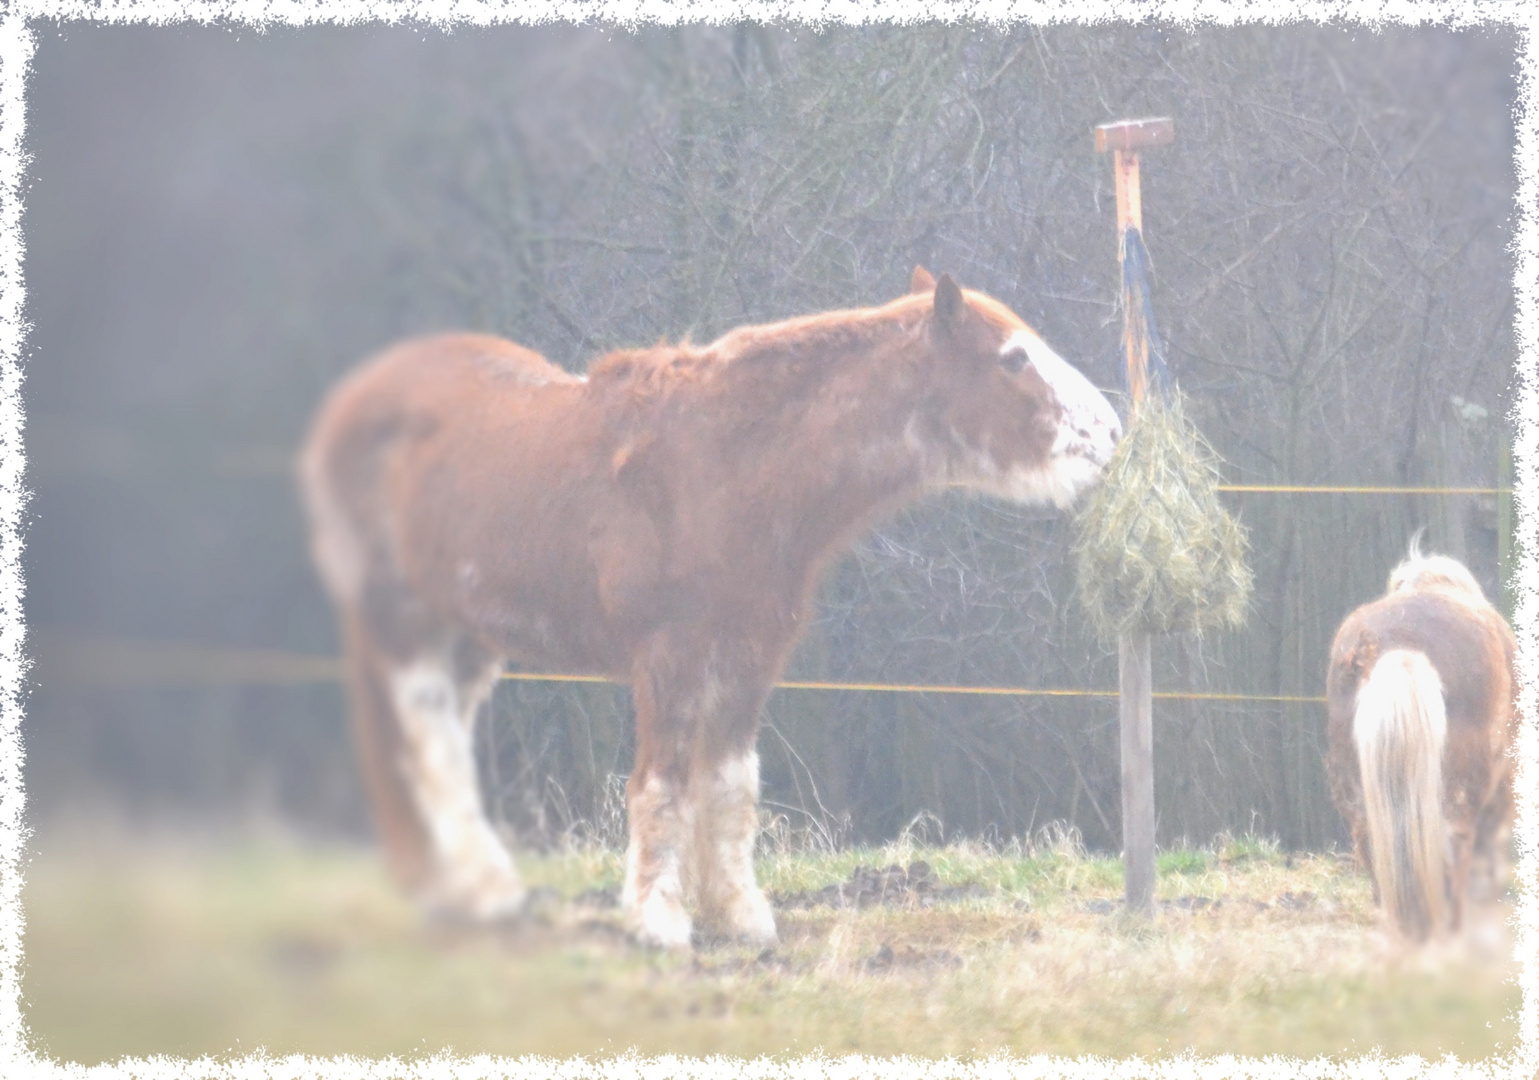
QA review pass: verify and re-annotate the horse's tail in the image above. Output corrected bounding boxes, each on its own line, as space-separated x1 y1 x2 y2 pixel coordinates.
338 610 436 894
1353 648 1449 941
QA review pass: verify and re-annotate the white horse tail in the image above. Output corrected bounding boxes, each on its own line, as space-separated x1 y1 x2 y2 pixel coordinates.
1354 649 1449 941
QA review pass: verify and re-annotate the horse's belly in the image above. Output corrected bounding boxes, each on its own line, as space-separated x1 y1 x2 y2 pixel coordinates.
457 564 628 674
465 599 613 672
406 479 642 677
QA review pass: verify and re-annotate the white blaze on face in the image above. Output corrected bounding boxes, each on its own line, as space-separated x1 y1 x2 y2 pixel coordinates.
999 328 1122 505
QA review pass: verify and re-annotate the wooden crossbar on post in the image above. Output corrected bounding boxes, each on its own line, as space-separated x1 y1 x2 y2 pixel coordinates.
1096 116 1174 916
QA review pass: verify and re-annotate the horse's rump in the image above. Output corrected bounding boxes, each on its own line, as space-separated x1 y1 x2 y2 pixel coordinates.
302 333 638 670
1325 552 1517 943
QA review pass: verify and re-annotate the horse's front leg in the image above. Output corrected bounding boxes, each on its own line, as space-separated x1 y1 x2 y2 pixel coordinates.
624 638 777 948
623 643 704 949
623 762 695 948
693 744 777 945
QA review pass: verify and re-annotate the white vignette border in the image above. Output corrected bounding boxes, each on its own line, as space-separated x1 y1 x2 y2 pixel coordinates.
0 2 1535 1079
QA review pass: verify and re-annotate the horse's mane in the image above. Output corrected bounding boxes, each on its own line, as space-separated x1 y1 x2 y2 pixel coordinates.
584 297 929 404
587 344 716 400
1386 535 1487 604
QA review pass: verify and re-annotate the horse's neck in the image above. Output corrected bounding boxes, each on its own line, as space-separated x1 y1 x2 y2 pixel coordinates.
714 326 937 544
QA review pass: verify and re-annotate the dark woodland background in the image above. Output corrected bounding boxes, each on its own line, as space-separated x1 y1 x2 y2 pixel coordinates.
24 23 1517 854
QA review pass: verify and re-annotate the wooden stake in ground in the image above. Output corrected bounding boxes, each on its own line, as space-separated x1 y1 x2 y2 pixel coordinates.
1096 116 1174 915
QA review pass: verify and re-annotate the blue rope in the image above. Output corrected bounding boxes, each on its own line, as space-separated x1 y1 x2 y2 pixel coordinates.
1120 226 1171 397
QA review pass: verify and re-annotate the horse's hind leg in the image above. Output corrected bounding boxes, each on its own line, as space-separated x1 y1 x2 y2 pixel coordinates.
388 642 525 922
1469 766 1514 905
343 614 524 921
340 612 437 893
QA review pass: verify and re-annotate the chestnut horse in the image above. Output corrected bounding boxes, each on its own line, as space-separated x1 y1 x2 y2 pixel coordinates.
300 268 1120 948
1325 544 1517 943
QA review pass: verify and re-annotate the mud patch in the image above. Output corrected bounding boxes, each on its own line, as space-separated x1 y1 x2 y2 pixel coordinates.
863 941 964 973
573 885 620 910
690 946 797 976
774 861 988 911
267 933 341 979
1083 896 1230 915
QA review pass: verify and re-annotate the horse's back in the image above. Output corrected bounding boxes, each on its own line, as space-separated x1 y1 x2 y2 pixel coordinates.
312 333 575 433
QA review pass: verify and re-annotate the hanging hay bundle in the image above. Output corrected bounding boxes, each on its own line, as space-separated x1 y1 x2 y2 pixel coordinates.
1072 392 1252 643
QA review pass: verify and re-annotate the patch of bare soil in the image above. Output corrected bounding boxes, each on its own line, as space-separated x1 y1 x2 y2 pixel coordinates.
414 886 639 956
689 947 796 976
1080 891 1322 915
773 861 988 910
861 941 964 972
572 884 620 909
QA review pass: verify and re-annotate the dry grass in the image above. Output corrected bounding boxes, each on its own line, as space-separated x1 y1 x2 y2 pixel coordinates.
21 825 1519 1064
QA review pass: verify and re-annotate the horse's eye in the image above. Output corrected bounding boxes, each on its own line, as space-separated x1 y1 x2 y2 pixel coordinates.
1000 347 1030 375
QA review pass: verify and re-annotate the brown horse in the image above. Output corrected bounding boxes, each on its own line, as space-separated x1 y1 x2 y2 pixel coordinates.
300 268 1121 948
1325 544 1517 943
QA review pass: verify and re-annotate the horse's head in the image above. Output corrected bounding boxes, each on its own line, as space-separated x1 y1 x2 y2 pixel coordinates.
907 267 1121 508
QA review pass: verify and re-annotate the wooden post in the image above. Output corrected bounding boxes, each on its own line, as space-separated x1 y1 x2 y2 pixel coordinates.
1096 116 1173 916
1119 632 1154 910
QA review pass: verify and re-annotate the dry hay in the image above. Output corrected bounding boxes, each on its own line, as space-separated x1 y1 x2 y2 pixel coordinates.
1072 392 1252 642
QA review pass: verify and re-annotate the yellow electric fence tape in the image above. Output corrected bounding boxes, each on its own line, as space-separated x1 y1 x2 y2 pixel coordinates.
37 640 1326 703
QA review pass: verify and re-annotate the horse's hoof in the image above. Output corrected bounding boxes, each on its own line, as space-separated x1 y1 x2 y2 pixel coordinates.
630 896 693 950
633 924 694 950
699 891 778 946
739 924 779 947
723 912 778 947
422 876 530 926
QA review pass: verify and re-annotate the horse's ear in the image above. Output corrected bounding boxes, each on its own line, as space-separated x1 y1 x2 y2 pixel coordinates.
933 274 963 328
910 265 936 294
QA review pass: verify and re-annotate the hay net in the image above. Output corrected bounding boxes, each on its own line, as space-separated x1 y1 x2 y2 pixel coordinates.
1072 391 1252 643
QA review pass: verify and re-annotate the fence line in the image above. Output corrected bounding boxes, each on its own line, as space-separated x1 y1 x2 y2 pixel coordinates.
503 670 1322 702
508 672 1324 703
36 640 1326 703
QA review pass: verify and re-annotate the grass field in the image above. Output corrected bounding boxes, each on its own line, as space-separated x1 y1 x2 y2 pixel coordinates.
20 824 1521 1065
